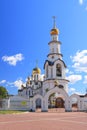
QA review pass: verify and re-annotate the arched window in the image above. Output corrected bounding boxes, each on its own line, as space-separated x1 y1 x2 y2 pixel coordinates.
56 64 62 77
29 90 30 96
37 75 38 80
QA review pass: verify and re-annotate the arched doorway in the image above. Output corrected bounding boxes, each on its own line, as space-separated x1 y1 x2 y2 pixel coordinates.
43 87 69 112
48 93 56 108
35 98 42 112
48 92 65 112
71 97 78 112
36 98 41 108
55 97 64 108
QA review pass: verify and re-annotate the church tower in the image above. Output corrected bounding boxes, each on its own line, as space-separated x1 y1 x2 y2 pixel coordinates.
48 16 62 61
43 17 69 94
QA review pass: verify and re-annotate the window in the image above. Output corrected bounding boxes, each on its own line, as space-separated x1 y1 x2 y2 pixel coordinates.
56 48 58 53
37 75 38 80
29 90 30 95
52 48 54 53
56 64 62 77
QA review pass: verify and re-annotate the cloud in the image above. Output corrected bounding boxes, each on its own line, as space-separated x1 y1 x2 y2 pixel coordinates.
13 79 23 89
70 50 87 73
67 74 82 84
66 69 74 75
74 91 85 95
69 87 85 95
0 80 6 84
40 74 44 81
79 0 84 5
83 75 87 84
69 87 76 93
7 79 23 89
2 53 24 66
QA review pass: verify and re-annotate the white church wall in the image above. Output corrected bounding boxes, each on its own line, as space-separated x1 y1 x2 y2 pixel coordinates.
8 96 30 110
83 97 87 111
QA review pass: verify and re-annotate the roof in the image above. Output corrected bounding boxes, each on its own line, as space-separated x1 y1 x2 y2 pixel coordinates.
44 58 67 69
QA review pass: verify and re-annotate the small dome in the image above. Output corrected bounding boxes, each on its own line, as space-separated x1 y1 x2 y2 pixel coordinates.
32 67 41 74
50 28 59 35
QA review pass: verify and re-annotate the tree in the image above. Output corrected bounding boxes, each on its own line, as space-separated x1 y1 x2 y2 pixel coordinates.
0 86 8 108
0 86 8 99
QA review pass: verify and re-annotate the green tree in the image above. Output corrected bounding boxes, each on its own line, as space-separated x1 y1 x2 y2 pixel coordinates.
0 86 8 99
0 86 8 108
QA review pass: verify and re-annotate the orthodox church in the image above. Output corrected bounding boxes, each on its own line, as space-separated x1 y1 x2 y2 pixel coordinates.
1 18 87 112
18 17 69 110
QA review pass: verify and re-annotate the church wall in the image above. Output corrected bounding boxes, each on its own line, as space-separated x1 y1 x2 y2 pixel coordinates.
83 97 87 111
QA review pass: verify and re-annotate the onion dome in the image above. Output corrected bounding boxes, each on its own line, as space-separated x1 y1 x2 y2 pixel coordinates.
50 16 59 35
32 67 41 74
50 28 59 35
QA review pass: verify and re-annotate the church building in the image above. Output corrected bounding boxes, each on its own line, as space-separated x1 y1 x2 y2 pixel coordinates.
1 18 87 112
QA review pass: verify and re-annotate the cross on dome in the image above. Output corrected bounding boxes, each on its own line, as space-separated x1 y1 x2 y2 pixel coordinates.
52 16 56 29
50 16 59 35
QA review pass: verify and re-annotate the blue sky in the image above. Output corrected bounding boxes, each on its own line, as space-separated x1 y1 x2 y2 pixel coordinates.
0 0 87 95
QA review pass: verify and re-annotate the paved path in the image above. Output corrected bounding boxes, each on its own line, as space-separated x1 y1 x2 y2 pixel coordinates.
0 112 87 130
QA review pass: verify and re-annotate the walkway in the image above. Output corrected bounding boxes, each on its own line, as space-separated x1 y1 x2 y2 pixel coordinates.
0 112 87 130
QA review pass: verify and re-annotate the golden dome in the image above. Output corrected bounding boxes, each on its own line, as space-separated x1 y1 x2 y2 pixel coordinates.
50 28 59 35
32 67 41 74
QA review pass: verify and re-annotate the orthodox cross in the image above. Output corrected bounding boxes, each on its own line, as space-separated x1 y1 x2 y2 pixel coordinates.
52 16 56 28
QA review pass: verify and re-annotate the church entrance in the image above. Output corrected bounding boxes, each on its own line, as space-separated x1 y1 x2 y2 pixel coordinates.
55 97 64 108
71 97 78 112
35 98 41 112
48 93 65 112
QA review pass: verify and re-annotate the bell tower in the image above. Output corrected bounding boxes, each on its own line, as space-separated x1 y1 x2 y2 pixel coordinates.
48 16 63 62
43 17 69 93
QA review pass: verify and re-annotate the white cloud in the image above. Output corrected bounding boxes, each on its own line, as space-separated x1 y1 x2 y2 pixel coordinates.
2 53 24 66
74 91 85 95
69 87 85 95
0 80 6 84
69 87 76 93
7 78 24 89
13 79 23 89
70 50 87 73
66 69 73 75
40 74 44 81
79 0 84 5
83 75 87 84
67 74 82 84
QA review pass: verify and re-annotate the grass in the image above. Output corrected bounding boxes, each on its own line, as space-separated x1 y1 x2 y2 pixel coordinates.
0 110 27 114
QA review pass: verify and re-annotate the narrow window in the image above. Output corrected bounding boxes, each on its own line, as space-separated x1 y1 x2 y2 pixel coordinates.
52 48 54 53
56 64 62 77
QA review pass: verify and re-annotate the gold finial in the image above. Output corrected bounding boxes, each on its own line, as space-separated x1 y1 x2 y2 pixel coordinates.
52 16 56 28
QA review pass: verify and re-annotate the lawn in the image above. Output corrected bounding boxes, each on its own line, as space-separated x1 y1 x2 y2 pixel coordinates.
0 110 26 114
